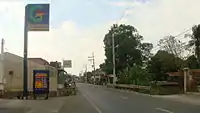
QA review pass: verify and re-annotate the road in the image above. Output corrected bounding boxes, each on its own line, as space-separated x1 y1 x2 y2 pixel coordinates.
71 83 200 113
1 83 200 113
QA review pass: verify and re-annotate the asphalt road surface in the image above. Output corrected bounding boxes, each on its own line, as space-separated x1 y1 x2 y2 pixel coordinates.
74 83 200 113
1 83 200 113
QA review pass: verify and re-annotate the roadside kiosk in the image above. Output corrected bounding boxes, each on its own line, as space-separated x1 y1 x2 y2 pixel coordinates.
33 70 49 100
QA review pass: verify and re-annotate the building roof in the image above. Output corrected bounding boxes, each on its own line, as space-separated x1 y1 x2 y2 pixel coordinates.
28 58 49 65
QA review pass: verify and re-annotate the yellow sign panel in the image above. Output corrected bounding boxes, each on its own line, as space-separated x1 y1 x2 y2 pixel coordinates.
36 73 47 77
35 81 43 88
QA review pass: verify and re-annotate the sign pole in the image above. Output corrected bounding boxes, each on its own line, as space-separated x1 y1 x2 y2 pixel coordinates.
23 5 28 99
23 4 49 99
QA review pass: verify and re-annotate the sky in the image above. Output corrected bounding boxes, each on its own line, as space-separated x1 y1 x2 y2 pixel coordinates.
0 0 200 75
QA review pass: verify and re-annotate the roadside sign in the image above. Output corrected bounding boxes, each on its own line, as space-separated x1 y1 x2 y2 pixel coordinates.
33 70 49 95
63 60 72 68
22 4 50 99
27 4 50 31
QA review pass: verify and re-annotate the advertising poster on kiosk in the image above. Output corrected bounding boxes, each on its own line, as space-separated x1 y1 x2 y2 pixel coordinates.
33 70 49 99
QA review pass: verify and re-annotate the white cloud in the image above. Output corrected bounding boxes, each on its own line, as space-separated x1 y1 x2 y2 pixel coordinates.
108 1 143 7
0 1 25 55
0 1 143 75
0 1 109 75
2 0 200 74
0 1 24 22
124 0 200 45
108 0 200 49
26 20 110 74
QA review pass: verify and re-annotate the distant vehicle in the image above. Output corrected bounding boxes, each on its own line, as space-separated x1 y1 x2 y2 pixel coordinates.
64 79 76 95
64 79 76 89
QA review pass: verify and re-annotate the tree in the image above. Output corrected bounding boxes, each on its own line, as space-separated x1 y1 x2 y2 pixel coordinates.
158 35 186 58
128 65 151 85
50 61 61 68
186 55 198 69
158 35 186 70
103 24 152 76
185 24 200 67
147 50 183 81
83 71 93 83
140 43 153 66
118 65 151 85
100 60 113 75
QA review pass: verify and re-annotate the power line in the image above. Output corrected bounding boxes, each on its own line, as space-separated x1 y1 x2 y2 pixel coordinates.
117 2 134 23
152 27 192 51
174 28 192 38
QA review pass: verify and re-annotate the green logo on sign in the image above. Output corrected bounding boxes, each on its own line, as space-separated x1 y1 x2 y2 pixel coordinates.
29 5 47 23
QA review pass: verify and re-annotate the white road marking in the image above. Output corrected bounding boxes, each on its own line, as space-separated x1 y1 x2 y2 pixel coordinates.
83 94 102 113
156 108 174 113
120 95 128 100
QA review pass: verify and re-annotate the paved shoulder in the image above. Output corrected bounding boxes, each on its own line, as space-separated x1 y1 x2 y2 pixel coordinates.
0 98 67 113
0 100 30 113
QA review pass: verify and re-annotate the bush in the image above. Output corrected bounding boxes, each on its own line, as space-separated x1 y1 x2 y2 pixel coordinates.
128 65 151 85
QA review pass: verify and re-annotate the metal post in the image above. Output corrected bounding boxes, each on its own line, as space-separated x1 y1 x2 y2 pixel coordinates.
184 70 186 93
92 52 95 72
112 33 116 84
0 38 4 91
92 52 96 84
183 68 189 93
1 39 4 55
85 64 87 83
23 5 28 99
85 65 87 76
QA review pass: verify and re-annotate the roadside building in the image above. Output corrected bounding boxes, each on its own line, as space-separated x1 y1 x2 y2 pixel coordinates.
1 52 58 98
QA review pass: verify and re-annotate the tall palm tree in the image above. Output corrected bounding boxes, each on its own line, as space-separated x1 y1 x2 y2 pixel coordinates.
185 24 200 68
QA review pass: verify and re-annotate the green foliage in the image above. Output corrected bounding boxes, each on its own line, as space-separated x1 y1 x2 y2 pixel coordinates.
118 65 150 85
148 50 183 73
99 23 200 86
83 72 93 83
129 65 150 85
147 50 184 81
185 24 200 67
140 43 153 66
158 35 186 58
102 24 153 75
186 55 198 69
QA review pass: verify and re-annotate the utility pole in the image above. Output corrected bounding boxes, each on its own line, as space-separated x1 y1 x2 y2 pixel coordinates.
92 52 95 72
88 52 96 83
183 68 189 93
112 33 116 84
85 64 87 75
88 52 95 72
0 38 4 92
85 64 87 83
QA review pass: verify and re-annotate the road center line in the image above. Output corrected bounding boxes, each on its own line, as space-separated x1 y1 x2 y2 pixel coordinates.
156 108 174 113
83 94 102 113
